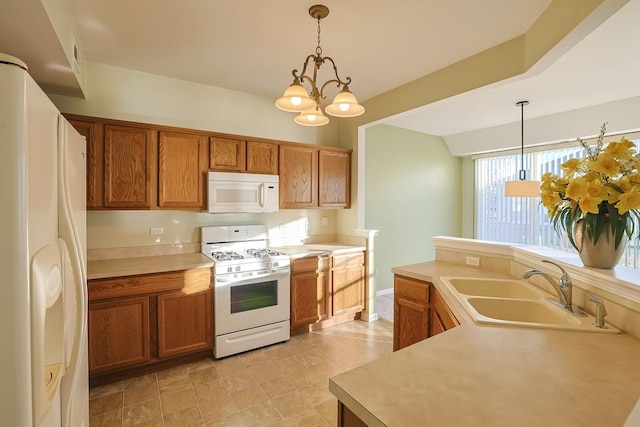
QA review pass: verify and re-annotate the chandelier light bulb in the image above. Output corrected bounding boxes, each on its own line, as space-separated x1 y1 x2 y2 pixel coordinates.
291 97 302 106
339 103 350 112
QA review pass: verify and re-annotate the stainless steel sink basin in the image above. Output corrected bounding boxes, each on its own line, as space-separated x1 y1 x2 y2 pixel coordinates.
447 278 543 299
440 276 619 333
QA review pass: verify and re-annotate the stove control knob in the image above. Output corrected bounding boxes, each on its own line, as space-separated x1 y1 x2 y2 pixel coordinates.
235 266 241 272
273 261 279 268
227 267 232 273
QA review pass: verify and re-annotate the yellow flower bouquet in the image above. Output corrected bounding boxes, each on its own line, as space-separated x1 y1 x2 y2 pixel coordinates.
540 123 640 250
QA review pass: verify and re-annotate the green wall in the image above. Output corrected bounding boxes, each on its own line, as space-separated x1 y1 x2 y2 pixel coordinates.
364 125 462 291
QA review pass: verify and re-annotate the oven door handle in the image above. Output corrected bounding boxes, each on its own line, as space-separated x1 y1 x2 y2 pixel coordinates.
215 268 290 284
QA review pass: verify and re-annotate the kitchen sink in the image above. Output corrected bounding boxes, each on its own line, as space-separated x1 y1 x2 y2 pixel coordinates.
447 277 543 299
467 298 578 326
440 276 619 333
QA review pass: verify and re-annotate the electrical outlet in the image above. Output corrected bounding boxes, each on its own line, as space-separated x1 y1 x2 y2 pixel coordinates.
150 227 164 235
322 216 329 226
466 256 480 266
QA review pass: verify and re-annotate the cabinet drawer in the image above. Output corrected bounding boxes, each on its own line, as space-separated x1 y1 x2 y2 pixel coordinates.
332 252 364 268
395 276 430 303
89 268 211 301
292 256 320 273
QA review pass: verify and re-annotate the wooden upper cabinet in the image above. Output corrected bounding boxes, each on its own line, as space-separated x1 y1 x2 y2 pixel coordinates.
158 131 208 209
68 119 105 208
104 125 156 208
319 150 350 208
209 137 246 171
279 144 318 208
247 141 278 174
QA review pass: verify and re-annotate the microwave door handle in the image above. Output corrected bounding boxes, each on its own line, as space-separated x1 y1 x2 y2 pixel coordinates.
259 183 265 207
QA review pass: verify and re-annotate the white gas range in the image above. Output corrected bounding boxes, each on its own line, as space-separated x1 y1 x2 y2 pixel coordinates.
200 225 290 358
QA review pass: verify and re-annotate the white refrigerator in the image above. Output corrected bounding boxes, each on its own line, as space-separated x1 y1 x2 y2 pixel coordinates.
0 53 89 427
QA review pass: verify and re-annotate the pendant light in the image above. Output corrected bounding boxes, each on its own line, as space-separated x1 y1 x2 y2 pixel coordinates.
505 101 540 197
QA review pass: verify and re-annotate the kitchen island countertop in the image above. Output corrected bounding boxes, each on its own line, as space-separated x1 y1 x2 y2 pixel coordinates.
329 260 640 426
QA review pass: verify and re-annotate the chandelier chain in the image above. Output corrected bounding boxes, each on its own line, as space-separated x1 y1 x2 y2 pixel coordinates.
316 16 322 56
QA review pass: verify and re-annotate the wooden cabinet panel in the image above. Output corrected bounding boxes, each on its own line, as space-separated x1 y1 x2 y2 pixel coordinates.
393 296 429 351
338 401 369 427
430 288 460 337
88 297 150 374
279 145 318 208
68 119 104 208
158 288 212 357
393 276 430 351
290 256 329 327
291 271 323 327
104 125 156 208
247 141 278 174
319 150 350 208
209 137 246 171
158 131 208 208
331 253 365 317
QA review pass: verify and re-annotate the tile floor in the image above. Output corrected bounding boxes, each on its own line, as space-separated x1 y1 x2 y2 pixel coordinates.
89 320 393 427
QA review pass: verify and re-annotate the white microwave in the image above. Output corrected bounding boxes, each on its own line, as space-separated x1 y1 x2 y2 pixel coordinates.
207 172 279 213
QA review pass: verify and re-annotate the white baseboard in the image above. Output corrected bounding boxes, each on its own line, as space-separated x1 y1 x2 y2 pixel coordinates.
376 288 394 297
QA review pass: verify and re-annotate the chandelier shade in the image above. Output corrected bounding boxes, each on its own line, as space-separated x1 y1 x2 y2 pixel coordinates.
325 86 365 117
294 107 330 127
276 4 365 126
505 100 540 197
275 80 316 112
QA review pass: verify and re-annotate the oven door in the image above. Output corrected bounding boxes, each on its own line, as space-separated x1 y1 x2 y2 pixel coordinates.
214 268 290 336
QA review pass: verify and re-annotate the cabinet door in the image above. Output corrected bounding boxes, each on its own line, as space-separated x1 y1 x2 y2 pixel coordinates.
68 119 104 208
247 141 278 174
331 253 365 317
209 137 246 171
158 131 208 208
318 150 350 208
393 296 429 351
88 297 150 374
291 271 322 327
104 125 156 208
279 145 317 208
157 288 213 357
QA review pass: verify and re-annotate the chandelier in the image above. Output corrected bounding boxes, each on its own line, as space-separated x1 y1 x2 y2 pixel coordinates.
275 4 365 126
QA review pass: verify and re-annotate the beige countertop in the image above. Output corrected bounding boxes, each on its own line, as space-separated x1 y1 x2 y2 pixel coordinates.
329 261 640 426
87 243 364 280
87 253 213 280
273 243 366 258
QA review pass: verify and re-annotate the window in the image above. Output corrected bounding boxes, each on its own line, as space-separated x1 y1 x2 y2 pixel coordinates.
475 137 640 269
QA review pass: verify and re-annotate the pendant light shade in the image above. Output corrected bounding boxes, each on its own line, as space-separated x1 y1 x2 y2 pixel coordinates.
505 101 540 197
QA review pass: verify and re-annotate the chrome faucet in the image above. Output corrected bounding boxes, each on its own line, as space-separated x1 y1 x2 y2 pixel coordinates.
522 260 585 316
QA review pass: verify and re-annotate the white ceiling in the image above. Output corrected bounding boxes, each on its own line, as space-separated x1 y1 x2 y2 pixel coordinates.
1 0 638 149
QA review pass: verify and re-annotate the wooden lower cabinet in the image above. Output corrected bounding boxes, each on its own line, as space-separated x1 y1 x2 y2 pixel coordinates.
393 275 459 351
290 255 329 327
430 287 460 336
157 288 212 357
88 267 212 381
88 296 151 373
290 251 366 333
338 401 369 427
331 252 365 317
